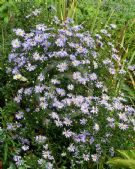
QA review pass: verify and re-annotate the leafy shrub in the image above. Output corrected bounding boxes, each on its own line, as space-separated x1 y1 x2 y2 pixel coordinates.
1 16 135 169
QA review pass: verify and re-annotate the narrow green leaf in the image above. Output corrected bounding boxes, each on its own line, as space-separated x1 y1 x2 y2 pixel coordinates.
117 150 135 160
107 158 135 169
4 142 8 165
4 16 9 23
67 0 77 19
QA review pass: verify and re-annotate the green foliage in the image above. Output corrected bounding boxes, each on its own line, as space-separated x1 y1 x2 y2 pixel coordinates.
0 0 19 24
107 150 135 169
44 0 77 21
77 0 135 105
0 0 135 168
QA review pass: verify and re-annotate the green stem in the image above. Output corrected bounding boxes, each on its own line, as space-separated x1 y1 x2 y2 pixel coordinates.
91 0 102 33
2 28 5 56
104 8 116 28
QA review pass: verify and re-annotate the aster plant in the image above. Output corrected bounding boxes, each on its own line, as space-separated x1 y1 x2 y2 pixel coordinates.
3 17 135 169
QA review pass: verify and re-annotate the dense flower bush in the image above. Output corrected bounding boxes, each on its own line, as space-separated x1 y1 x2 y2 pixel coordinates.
4 17 135 168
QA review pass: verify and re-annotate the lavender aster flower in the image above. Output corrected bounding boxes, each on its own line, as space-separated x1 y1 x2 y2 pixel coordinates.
12 39 21 48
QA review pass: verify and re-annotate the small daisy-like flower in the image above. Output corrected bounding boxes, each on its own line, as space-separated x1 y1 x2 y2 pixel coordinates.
110 24 117 29
61 152 66 157
67 84 74 90
57 62 68 72
90 106 98 114
66 30 72 36
91 154 98 162
89 73 97 81
35 135 47 144
95 34 102 40
93 123 100 131
47 162 53 169
14 94 22 103
80 118 87 125
63 129 73 138
118 123 128 130
22 145 29 151
39 100 48 109
113 101 124 110
93 61 98 69
24 88 32 95
118 113 128 122
34 85 45 93
33 52 41 61
103 59 112 65
26 63 36 71
33 8 41 16
54 119 63 127
55 37 66 47
13 28 25 37
38 73 45 81
96 82 103 88
128 65 135 71
15 111 24 120
13 155 23 166
107 117 115 123
100 29 108 35
36 24 46 31
56 88 65 96
76 46 88 54
90 137 94 144
109 147 115 157
73 71 81 80
77 134 86 143
50 112 59 120
38 158 44 165
42 150 54 160
70 54 76 60
7 123 16 131
72 60 81 67
67 144 75 152
63 117 72 126
83 154 89 161
112 54 120 61
43 144 49 150
35 34 44 43
109 68 116 75
119 69 126 74
12 39 21 48
81 103 89 114
51 79 60 84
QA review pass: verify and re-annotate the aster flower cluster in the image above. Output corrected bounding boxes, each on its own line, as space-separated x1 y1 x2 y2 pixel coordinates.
7 17 135 168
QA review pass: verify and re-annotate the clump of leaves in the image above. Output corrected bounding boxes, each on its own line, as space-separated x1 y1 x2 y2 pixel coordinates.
107 150 135 169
